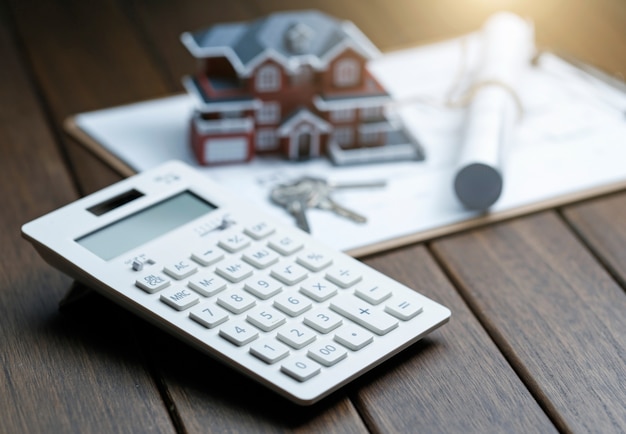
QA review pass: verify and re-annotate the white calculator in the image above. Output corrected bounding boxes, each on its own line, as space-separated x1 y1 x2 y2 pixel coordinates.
22 160 450 405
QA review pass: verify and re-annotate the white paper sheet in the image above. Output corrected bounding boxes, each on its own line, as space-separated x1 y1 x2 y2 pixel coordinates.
73 36 626 256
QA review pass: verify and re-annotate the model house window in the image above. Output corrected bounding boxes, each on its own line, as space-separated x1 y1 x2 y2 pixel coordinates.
333 126 354 146
256 101 280 124
221 110 244 119
256 64 281 92
330 108 355 123
334 58 360 88
360 106 383 121
255 128 278 150
359 129 379 145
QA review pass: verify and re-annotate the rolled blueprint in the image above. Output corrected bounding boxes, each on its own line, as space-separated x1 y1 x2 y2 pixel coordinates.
454 12 534 210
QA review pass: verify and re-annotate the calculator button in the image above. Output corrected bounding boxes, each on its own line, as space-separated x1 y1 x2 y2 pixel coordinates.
243 275 282 300
330 295 398 335
307 340 348 367
250 338 290 364
187 273 228 297
355 285 392 305
270 263 308 285
268 235 304 256
325 264 362 288
300 279 338 302
277 325 317 349
215 260 254 283
163 259 198 280
334 324 374 351
241 247 279 269
219 321 259 346
303 309 343 334
160 287 200 311
246 307 286 332
273 293 312 317
189 303 229 328
135 273 171 293
191 247 224 266
218 233 251 253
281 357 321 382
244 222 275 240
385 295 424 320
217 290 256 314
296 250 333 272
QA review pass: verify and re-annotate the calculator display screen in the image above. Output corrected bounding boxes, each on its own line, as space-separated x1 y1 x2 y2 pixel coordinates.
76 191 217 260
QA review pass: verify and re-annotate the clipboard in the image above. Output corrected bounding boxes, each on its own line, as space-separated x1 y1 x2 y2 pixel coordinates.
64 40 626 258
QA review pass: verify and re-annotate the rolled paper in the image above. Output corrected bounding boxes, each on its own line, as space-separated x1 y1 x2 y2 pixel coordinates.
454 12 534 210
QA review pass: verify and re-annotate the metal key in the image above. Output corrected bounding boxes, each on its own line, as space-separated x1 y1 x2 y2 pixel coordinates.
270 180 317 232
305 177 386 223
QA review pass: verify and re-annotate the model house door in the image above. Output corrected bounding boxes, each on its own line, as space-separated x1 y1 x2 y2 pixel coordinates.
297 132 312 160
292 123 320 160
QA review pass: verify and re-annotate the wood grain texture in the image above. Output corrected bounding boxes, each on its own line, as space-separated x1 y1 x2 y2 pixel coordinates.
9 0 371 431
431 212 626 433
0 2 175 433
8 0 171 194
564 193 626 288
126 0 263 91
4 0 626 432
358 246 557 433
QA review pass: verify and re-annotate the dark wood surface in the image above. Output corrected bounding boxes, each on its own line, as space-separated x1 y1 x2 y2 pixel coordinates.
2 0 625 432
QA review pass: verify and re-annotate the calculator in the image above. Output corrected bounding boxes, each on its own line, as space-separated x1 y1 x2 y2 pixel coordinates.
22 160 450 405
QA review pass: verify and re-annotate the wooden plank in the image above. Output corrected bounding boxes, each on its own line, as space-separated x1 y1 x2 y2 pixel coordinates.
8 0 172 194
564 192 626 287
126 0 262 91
431 212 626 433
0 3 175 433
10 0 625 432
356 246 557 433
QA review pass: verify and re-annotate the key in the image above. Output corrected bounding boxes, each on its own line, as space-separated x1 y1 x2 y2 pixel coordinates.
160 287 200 311
270 180 316 232
307 340 347 367
250 338 290 364
189 303 229 328
334 323 373 351
306 177 385 224
330 294 398 335
281 356 321 382
219 320 259 346
315 195 367 222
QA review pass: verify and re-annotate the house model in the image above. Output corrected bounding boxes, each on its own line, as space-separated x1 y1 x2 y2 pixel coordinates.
181 10 422 166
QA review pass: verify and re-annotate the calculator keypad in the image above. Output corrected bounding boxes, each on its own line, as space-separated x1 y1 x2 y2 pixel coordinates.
132 221 427 385
24 161 449 405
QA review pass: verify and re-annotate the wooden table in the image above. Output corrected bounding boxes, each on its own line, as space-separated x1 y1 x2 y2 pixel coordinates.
3 1 625 432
